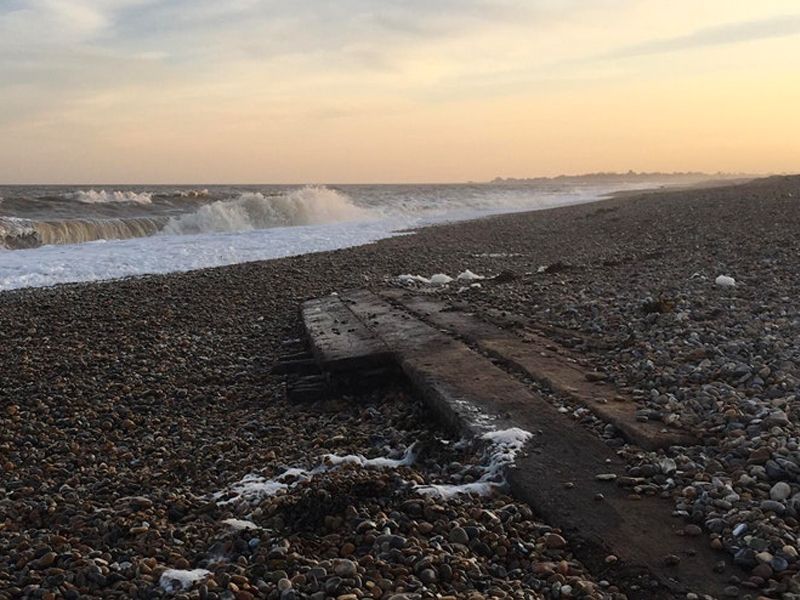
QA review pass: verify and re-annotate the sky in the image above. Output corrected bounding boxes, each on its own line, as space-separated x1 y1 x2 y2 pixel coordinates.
0 1 798 183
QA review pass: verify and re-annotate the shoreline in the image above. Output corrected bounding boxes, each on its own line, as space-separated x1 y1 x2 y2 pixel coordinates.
2 175 799 598
0 180 636 293
0 177 746 296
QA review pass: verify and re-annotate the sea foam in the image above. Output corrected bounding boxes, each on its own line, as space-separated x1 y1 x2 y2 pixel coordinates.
162 186 371 235
0 182 631 290
68 189 153 204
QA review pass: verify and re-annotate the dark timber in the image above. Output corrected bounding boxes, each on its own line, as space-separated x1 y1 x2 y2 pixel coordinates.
301 290 741 599
302 295 392 372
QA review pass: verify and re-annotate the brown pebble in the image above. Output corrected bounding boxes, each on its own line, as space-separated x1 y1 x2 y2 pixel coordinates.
544 533 567 549
683 524 702 537
723 586 740 597
664 554 681 566
34 552 57 569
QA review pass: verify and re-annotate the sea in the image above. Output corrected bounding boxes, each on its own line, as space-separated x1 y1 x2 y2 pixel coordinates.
0 180 675 292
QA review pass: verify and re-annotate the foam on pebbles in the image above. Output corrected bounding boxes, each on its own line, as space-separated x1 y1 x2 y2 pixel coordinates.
221 518 260 530
159 568 211 593
193 403 603 599
396 269 486 288
415 427 533 498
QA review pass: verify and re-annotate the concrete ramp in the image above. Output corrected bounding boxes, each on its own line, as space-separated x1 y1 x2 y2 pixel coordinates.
300 290 740 599
379 290 696 451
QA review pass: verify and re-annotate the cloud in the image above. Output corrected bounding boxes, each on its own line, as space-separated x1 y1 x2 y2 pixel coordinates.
0 0 117 47
108 0 534 62
0 0 548 128
4 2 796 147
603 14 800 59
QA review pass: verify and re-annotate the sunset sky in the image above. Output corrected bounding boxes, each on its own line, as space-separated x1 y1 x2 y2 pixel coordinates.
1 1 798 183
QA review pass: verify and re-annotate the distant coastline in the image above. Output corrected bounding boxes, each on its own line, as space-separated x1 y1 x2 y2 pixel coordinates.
488 171 755 185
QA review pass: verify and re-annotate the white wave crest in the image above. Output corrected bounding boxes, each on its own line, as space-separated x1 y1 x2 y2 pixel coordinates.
69 189 153 205
161 186 370 235
175 189 210 198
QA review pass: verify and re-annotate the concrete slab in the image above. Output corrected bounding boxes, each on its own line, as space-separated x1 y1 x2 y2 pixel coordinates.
381 290 696 451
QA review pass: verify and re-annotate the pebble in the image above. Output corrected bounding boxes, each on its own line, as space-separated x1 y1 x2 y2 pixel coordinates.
770 481 792 501
449 526 470 545
333 559 358 578
34 552 57 569
544 533 567 549
419 568 437 584
683 524 702 537
278 578 292 591
760 500 785 513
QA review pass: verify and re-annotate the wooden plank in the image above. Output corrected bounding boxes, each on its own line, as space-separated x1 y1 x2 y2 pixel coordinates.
301 295 392 372
381 290 696 451
338 289 738 599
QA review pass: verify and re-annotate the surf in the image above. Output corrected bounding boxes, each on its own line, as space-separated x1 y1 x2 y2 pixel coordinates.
161 186 371 235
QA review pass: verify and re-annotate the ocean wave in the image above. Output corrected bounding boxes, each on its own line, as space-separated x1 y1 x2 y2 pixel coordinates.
1 187 371 249
366 186 596 218
161 186 370 235
174 189 210 198
68 189 153 205
0 217 39 250
0 216 166 249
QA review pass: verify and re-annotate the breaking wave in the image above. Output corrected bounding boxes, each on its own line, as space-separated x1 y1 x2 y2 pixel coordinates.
174 189 210 198
0 216 166 249
68 189 153 204
161 186 370 235
0 186 371 249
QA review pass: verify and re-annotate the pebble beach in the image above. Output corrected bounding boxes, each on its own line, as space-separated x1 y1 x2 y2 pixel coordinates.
1 175 799 599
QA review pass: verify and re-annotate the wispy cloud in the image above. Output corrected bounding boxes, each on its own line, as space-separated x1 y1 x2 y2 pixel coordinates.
603 14 800 59
0 0 549 127
107 0 536 64
0 0 152 47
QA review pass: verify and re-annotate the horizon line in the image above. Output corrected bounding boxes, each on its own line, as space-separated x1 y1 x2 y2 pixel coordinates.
0 171 772 187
